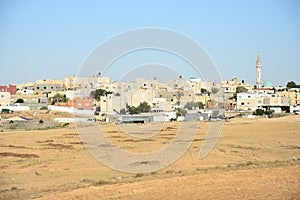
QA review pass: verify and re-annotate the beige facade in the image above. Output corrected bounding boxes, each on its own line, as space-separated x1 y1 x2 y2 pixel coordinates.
100 94 113 113
10 93 47 105
221 78 252 94
36 79 63 86
0 92 11 106
276 90 300 105
63 75 76 90
237 92 291 111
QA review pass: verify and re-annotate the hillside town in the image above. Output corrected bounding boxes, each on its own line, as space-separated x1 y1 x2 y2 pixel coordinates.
0 53 300 126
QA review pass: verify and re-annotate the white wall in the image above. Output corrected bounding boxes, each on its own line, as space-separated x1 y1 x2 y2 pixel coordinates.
0 105 30 111
48 105 94 115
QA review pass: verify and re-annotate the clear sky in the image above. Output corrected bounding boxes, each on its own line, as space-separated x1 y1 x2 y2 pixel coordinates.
1 0 300 86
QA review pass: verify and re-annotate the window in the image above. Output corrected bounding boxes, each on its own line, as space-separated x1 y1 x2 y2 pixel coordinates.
44 87 47 90
1 95 4 98
241 102 245 105
37 87 40 90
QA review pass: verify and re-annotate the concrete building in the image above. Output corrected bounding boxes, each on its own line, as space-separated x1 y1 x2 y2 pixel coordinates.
237 92 266 111
100 93 113 113
34 83 62 92
68 97 93 110
221 78 252 94
237 92 291 112
0 85 17 95
276 90 300 106
0 92 11 106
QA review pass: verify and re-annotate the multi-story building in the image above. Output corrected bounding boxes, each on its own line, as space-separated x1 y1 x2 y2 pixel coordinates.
68 97 93 110
237 92 291 112
100 94 113 113
276 89 300 106
0 85 17 95
221 78 252 94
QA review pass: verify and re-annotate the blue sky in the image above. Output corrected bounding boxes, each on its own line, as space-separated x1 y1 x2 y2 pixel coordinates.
1 0 299 86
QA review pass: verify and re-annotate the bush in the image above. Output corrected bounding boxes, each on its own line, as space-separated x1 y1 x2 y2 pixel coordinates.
253 108 264 115
120 108 126 114
40 106 48 110
15 98 24 103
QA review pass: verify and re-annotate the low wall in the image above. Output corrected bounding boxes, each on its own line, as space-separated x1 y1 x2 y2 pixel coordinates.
0 106 30 111
48 105 94 115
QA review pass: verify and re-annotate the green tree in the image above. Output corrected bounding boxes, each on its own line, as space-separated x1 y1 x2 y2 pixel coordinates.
286 81 297 88
51 93 68 105
90 89 113 101
15 98 24 103
253 108 264 115
126 102 151 114
201 88 208 94
137 101 151 113
211 87 219 94
120 108 126 114
40 106 48 110
175 91 184 105
236 86 248 93
176 108 187 117
184 101 204 110
232 86 248 100
127 105 139 115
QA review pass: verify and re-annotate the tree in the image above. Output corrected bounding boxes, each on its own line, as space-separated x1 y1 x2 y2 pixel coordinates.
126 102 151 114
120 108 126 114
236 86 248 93
127 105 139 115
184 101 204 110
40 106 48 110
201 88 208 94
211 87 220 94
51 93 68 105
232 86 248 101
175 91 184 104
90 89 113 101
176 108 187 117
253 108 264 115
286 81 298 88
137 101 151 113
15 98 24 103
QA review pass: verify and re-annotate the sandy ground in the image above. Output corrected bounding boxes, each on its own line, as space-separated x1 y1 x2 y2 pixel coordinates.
0 115 300 199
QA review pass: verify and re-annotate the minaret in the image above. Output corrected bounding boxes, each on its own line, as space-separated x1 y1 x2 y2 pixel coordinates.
256 52 262 88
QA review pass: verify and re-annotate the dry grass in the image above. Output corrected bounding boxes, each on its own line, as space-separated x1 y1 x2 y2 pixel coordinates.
0 115 299 200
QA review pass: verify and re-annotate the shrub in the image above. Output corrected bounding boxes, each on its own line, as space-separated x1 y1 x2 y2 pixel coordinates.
253 108 264 115
15 98 24 103
40 106 48 110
